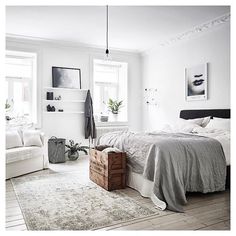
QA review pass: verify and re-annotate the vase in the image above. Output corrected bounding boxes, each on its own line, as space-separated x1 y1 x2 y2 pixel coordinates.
110 113 118 122
68 151 79 161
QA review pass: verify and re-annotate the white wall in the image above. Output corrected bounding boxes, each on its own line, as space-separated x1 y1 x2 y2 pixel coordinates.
6 37 143 144
141 23 230 131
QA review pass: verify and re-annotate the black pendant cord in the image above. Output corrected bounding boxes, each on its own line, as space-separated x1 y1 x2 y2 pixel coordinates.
106 5 109 56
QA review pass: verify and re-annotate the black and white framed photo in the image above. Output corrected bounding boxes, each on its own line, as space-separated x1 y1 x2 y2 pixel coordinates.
185 63 208 101
52 66 81 89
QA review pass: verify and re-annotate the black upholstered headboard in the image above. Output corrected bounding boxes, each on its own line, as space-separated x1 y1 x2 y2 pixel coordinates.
180 109 230 119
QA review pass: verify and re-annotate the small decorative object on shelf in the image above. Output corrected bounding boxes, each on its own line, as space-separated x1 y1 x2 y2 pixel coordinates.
47 105 52 112
65 139 89 161
58 109 64 112
47 105 56 112
46 92 54 100
55 95 61 100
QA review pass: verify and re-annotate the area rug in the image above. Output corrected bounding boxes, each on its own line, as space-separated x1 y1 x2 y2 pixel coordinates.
11 172 160 230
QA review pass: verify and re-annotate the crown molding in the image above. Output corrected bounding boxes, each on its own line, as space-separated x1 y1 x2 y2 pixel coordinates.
6 12 230 58
142 12 230 56
6 33 141 56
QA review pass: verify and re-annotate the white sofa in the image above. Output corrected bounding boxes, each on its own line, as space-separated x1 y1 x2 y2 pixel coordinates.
6 132 49 179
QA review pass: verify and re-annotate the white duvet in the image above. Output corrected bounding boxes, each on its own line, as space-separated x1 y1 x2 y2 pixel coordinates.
192 127 230 165
157 122 230 165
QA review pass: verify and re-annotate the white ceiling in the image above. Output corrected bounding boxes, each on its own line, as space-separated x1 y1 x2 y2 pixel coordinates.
6 6 230 53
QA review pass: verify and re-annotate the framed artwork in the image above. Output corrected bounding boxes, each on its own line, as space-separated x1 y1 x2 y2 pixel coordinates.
185 63 208 101
52 66 81 89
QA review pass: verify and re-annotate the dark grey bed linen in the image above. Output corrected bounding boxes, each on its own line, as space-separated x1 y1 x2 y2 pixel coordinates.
97 131 226 212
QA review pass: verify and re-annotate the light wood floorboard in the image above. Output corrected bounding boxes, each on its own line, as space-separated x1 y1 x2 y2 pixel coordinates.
5 156 230 231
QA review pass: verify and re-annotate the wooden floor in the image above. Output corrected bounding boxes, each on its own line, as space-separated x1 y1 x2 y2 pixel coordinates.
6 156 230 231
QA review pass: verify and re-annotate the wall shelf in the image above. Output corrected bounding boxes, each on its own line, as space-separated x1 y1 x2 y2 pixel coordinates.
43 111 84 114
43 87 87 115
43 99 85 103
44 87 88 92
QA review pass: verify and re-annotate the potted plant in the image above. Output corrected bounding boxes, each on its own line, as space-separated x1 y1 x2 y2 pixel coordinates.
5 99 14 121
107 98 123 114
107 98 123 121
65 140 89 161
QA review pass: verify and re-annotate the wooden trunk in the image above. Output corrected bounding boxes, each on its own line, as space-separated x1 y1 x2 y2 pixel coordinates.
89 149 126 191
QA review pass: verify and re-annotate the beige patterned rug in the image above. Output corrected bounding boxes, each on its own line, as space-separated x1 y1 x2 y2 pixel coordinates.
11 172 160 230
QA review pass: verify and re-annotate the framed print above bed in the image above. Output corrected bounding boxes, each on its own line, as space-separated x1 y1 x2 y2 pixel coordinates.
185 63 208 101
52 66 81 89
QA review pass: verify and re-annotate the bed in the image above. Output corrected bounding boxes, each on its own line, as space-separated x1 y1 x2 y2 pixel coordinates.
97 109 230 212
180 109 230 189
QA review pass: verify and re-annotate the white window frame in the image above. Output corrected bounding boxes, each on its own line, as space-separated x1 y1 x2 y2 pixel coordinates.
5 50 37 125
92 58 128 125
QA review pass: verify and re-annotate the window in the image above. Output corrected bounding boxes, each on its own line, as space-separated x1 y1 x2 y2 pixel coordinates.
93 59 128 122
5 50 37 124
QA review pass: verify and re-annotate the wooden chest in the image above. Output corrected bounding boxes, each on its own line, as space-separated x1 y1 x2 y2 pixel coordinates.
89 149 126 191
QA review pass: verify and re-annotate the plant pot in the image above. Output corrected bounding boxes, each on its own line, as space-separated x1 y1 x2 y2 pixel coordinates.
68 150 79 161
100 115 108 122
110 113 118 122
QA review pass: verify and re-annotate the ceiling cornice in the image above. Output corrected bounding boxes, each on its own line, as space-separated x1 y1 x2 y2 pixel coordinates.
142 12 230 56
6 12 230 57
6 34 141 56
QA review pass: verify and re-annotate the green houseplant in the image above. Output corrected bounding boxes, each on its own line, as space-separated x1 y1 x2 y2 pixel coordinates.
65 140 89 161
107 98 123 114
5 99 14 111
5 102 11 110
5 99 14 121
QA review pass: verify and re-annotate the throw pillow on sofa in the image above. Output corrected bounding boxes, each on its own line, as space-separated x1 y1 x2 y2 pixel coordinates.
23 130 43 147
6 130 23 149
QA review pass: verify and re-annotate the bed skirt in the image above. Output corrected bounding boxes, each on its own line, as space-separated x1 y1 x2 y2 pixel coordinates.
126 166 230 210
126 170 166 211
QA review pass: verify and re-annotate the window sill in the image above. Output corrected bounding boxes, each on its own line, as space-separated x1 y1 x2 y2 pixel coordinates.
96 121 128 127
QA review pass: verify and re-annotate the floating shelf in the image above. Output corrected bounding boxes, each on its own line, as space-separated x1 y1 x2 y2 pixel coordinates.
44 87 88 92
43 111 84 114
43 99 85 103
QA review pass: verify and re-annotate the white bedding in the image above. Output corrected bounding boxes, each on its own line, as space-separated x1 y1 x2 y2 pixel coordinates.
192 127 230 165
125 118 230 211
159 119 230 165
127 126 230 211
127 170 166 210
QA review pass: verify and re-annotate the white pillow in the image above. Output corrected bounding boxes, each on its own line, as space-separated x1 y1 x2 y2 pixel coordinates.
23 130 43 147
177 123 200 133
213 117 230 121
206 118 230 131
170 119 201 133
184 116 211 127
6 130 23 149
192 126 219 134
